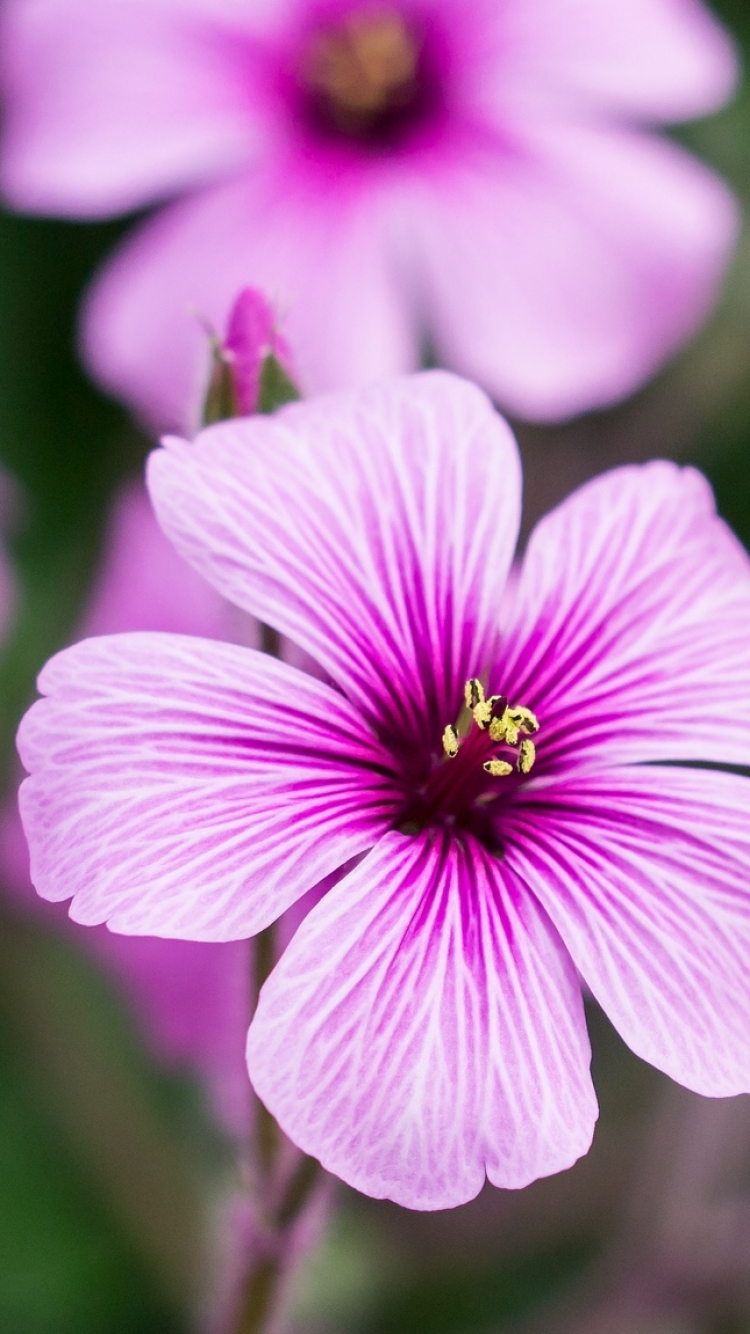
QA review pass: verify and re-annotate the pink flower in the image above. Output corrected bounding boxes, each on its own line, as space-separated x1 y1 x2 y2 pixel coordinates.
0 0 739 431
17 372 750 1210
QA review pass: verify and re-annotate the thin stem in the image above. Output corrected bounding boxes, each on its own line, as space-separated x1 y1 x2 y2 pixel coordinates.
252 925 279 1176
233 607 325 1334
234 1256 281 1334
276 1154 322 1231
252 627 281 1178
261 624 281 657
232 1148 324 1334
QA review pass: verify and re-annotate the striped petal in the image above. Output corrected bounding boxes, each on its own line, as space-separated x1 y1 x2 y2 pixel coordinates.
18 632 398 938
148 372 521 751
504 766 750 1096
247 828 596 1209
498 461 750 771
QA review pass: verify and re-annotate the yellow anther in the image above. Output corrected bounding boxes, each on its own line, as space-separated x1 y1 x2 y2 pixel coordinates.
473 700 493 729
445 681 539 779
465 678 484 711
483 759 513 778
502 716 520 745
488 710 510 744
502 707 539 745
512 707 539 735
465 679 510 731
442 724 459 759
517 739 536 775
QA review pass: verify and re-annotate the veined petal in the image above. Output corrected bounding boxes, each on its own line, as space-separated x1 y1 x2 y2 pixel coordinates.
505 767 750 1096
247 829 596 1209
82 173 415 433
148 372 521 748
17 633 398 939
499 461 750 770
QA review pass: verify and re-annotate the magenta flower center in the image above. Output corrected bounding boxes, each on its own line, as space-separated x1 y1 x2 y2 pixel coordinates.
399 680 539 839
297 6 437 148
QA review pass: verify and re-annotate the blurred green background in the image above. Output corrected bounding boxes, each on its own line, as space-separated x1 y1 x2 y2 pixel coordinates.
1 2 750 1331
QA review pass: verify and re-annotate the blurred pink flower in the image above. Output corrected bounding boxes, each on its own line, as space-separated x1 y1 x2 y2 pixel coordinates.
1 480 254 1141
16 372 750 1209
0 0 739 430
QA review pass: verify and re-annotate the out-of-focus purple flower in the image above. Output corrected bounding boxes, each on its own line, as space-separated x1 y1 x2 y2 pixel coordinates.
17 371 750 1210
0 0 739 430
82 479 252 645
203 287 297 423
1 480 253 1141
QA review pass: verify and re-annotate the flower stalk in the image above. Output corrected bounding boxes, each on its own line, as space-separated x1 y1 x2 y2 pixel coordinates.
202 292 317 1334
234 925 323 1334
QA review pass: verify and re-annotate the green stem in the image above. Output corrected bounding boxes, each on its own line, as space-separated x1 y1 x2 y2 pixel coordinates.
234 1256 281 1334
233 929 325 1334
252 924 276 1005
232 1149 323 1334
260 624 281 658
252 925 279 1177
276 1153 322 1231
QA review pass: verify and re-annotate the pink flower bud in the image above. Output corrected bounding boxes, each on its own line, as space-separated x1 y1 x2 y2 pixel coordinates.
203 289 299 425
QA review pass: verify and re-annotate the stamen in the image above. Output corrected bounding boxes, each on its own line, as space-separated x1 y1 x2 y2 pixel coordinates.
502 707 539 745
488 712 509 744
445 680 539 778
518 739 536 774
464 678 484 712
483 759 513 777
442 724 459 758
465 679 509 731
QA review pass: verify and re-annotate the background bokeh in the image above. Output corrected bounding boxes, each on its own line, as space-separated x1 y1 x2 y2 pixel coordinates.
1 1 750 1331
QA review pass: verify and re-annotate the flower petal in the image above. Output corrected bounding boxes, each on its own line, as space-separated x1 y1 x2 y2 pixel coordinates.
0 0 273 216
247 829 596 1209
499 461 750 770
82 172 415 432
504 767 750 1096
487 0 737 123
17 633 398 939
148 371 521 750
411 125 737 421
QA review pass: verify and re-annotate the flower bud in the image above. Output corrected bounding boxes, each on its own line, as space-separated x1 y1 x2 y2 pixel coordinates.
202 289 300 424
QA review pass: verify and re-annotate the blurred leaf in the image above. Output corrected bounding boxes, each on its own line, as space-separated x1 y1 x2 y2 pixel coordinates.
0 921 192 1333
0 906 242 1333
357 1240 596 1334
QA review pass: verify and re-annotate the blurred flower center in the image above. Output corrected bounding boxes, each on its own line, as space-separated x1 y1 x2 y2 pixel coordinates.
299 7 430 145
